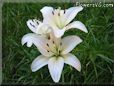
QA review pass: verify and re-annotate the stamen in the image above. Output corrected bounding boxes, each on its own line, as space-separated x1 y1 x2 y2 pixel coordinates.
66 23 69 27
47 50 49 52
58 13 60 16
47 36 50 40
33 19 39 25
36 21 39 25
59 50 61 53
47 43 49 47
53 41 54 44
60 42 62 45
64 10 66 14
30 23 35 28
52 11 54 15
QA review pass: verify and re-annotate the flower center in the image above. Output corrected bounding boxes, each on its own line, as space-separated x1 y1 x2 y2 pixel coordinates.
46 39 62 57
52 7 66 29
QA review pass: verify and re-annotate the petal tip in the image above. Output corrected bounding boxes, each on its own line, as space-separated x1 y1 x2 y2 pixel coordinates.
31 69 36 72
27 43 32 47
21 40 24 46
53 79 59 83
26 19 31 25
73 63 81 72
80 5 83 10
40 6 53 13
85 29 88 33
76 36 83 44
77 67 81 72
79 38 83 43
21 37 26 46
48 57 64 83
76 63 81 72
75 5 83 11
83 27 88 33
21 43 25 46
31 63 38 72
31 69 37 72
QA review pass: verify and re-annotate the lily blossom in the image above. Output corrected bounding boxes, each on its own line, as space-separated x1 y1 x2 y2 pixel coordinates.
22 33 82 82
27 19 51 35
40 6 88 38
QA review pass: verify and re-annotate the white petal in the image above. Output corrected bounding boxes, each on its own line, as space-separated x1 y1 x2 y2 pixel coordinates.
21 33 53 57
65 6 83 25
27 19 51 35
36 23 51 34
38 45 54 57
63 53 81 72
27 19 39 33
40 6 57 27
31 55 49 72
40 6 53 18
48 57 64 82
61 35 82 54
66 21 88 33
50 32 61 47
21 33 39 47
53 28 66 38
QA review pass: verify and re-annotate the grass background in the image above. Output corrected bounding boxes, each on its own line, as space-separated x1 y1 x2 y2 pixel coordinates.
2 3 114 85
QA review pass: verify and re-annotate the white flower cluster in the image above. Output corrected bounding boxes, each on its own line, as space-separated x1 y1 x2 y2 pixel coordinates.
21 6 88 83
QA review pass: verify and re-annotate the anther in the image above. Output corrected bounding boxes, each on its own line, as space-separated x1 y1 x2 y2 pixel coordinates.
34 19 39 25
58 13 60 16
52 11 54 15
47 50 49 52
30 23 35 28
59 50 61 53
47 43 49 47
36 21 39 25
47 36 50 40
64 10 66 14
60 42 62 45
53 41 54 44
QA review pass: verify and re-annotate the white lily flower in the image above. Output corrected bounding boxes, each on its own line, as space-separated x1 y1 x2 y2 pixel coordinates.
27 19 51 35
40 6 88 38
22 33 82 82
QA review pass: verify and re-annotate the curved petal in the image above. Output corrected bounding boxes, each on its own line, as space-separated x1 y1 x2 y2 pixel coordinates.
66 21 88 33
21 33 53 57
61 35 82 54
40 6 53 18
40 6 57 28
27 19 41 33
48 57 64 82
21 33 39 47
63 53 81 72
53 28 66 38
36 23 51 34
50 32 61 47
65 6 83 25
31 55 49 72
